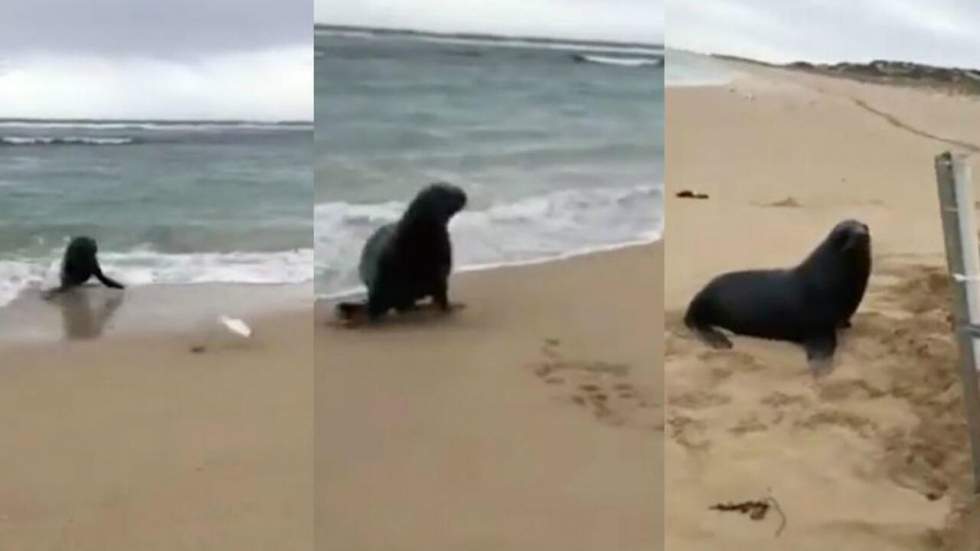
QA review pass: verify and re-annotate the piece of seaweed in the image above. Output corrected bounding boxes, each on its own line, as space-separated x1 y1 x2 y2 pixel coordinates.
709 492 787 537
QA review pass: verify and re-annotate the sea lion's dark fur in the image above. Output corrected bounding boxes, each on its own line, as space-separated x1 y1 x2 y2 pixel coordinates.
47 236 125 296
684 219 871 375
338 183 467 321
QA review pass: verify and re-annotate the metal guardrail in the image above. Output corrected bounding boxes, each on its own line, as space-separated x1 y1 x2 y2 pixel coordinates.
935 151 980 494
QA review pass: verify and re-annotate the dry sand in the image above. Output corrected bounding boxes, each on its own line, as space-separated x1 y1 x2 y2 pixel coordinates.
315 244 663 551
0 285 313 550
666 60 980 549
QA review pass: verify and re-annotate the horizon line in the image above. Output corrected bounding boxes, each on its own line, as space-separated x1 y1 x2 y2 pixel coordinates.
0 117 313 124
314 22 663 50
667 45 980 72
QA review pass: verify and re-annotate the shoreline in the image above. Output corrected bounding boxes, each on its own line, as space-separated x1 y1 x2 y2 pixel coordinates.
318 236 663 300
0 247 315 310
0 281 312 346
668 48 980 96
665 49 741 89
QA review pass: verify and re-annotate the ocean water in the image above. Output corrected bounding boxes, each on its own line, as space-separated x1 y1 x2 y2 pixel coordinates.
665 49 739 87
315 29 665 297
0 120 313 307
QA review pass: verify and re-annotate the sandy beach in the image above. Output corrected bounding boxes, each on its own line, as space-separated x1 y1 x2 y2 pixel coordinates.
666 59 980 549
315 243 663 550
0 284 313 550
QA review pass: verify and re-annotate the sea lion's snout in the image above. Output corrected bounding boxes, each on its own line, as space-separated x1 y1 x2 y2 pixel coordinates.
445 186 467 214
836 219 870 251
426 182 467 219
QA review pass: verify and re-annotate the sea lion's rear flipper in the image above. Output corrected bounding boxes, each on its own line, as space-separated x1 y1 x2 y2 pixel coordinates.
684 292 732 349
804 332 837 378
692 325 733 349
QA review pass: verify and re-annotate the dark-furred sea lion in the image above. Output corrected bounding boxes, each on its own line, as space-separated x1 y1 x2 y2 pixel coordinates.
337 182 467 323
684 219 871 376
44 236 125 298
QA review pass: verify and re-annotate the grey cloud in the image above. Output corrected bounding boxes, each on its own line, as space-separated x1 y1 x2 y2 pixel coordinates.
667 0 980 67
0 1 312 120
1 0 311 59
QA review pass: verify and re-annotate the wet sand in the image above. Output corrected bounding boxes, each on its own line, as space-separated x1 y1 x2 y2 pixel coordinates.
0 284 313 550
315 244 663 550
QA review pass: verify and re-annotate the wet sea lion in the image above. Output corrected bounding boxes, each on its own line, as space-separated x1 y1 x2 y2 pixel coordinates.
684 219 871 376
337 182 467 323
45 236 125 297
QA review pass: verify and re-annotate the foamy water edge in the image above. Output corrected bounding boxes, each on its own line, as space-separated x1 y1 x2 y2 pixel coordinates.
319 233 662 300
0 248 314 309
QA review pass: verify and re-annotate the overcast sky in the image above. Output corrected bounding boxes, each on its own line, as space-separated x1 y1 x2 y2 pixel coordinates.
316 0 663 44
0 0 312 120
667 0 980 67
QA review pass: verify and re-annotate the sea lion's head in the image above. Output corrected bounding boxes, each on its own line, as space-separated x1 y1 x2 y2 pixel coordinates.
404 182 467 225
829 219 870 254
799 219 872 276
69 236 99 255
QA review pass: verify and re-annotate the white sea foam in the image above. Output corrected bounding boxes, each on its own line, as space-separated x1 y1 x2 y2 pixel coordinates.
315 185 662 296
0 248 313 308
0 121 312 131
1 135 136 145
0 259 56 308
576 54 664 67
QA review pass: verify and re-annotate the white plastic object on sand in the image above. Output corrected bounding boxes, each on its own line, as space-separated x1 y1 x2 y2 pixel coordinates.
218 315 252 338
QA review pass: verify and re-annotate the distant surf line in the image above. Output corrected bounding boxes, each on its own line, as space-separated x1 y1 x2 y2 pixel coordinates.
1 136 137 146
573 54 664 68
316 27 663 57
0 119 313 131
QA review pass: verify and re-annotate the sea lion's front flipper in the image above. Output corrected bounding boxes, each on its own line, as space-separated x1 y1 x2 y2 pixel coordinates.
432 281 451 312
804 332 837 378
337 302 375 326
94 267 125 289
336 301 365 319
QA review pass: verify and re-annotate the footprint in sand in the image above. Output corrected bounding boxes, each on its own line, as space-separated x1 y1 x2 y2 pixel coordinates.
528 339 658 431
670 389 732 409
817 379 886 401
796 409 879 439
668 414 711 450
692 346 765 373
759 391 811 408
729 414 769 435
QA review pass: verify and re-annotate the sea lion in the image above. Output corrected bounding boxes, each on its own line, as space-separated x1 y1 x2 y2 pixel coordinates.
684 219 871 376
45 236 125 297
337 182 467 322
